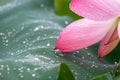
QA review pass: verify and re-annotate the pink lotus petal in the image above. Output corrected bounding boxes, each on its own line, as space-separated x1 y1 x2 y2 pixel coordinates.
118 22 120 39
98 26 119 58
55 18 114 52
70 0 120 21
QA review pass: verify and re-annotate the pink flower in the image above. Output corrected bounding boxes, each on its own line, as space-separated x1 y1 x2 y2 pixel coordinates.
54 0 120 58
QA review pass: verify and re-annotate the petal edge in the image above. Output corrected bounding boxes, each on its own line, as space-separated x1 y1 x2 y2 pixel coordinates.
70 0 120 21
55 18 114 52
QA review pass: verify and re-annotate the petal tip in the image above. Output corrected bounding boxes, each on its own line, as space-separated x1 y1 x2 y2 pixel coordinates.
98 49 104 59
54 47 57 50
98 53 102 59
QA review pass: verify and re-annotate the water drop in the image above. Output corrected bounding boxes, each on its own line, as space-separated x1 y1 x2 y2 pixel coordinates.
114 62 118 65
47 43 50 46
13 68 17 70
22 41 26 44
48 76 51 79
73 60 76 62
36 76 39 78
74 72 78 75
0 33 4 36
6 40 8 43
91 64 95 68
87 53 90 55
5 44 8 46
59 54 64 56
18 73 24 78
34 57 39 61
64 21 69 25
34 27 39 31
51 60 55 63
33 68 38 71
85 47 88 49
40 4 44 7
40 25 44 28
2 36 7 39
82 56 85 59
6 65 10 71
0 65 4 70
81 62 83 65
21 27 24 30
76 51 80 53
8 32 12 36
32 73 36 77
27 68 31 72
18 67 24 73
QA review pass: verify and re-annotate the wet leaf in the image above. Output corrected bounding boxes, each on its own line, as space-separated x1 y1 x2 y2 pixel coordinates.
0 0 116 80
90 73 113 80
54 0 81 19
58 62 75 80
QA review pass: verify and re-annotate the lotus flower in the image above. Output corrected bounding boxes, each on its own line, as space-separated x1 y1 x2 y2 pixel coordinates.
54 0 120 58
